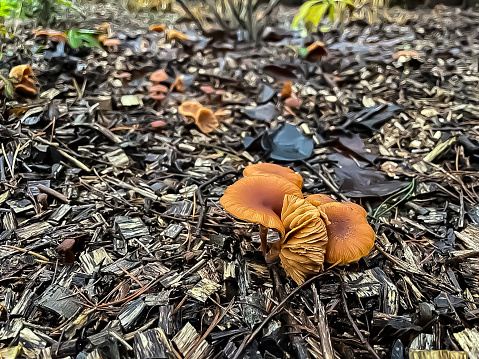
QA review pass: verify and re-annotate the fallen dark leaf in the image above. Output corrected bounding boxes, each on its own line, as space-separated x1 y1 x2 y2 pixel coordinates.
243 102 278 123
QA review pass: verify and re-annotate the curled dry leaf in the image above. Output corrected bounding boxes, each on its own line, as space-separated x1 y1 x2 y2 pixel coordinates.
150 24 166 33
271 194 329 285
220 175 303 238
243 163 303 189
167 30 190 41
320 201 375 265
195 108 220 133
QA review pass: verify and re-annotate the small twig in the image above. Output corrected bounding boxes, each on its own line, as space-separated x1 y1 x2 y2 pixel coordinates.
340 276 380 359
232 272 327 359
302 161 348 202
194 170 240 238
255 0 281 41
176 0 205 34
38 183 70 204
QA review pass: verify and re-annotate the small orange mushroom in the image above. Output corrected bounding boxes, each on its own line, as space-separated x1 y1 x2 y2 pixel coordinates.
150 70 168 83
167 30 190 41
320 202 375 265
149 84 168 94
305 194 336 207
9 65 36 97
102 38 121 47
281 81 292 99
15 83 37 97
32 29 67 43
9 65 33 84
305 42 327 61
270 194 329 284
170 77 185 92
178 101 203 118
220 175 303 253
243 163 303 189
195 108 219 134
150 24 166 33
284 96 302 109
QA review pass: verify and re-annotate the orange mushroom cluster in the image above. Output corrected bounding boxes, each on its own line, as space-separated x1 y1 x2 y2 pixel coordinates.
178 101 220 134
9 65 37 97
220 163 375 284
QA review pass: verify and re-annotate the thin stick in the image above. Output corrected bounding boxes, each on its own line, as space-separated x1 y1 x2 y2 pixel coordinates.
232 272 327 359
340 277 380 359
176 0 205 34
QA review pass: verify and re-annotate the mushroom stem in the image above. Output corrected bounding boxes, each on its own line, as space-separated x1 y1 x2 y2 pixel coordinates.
259 224 269 255
265 248 280 264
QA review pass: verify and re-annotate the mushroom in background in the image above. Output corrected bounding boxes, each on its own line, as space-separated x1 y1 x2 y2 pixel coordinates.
195 108 219 134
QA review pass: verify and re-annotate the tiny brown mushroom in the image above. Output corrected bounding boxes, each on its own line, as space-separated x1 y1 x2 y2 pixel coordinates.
150 24 166 33
150 69 168 83
194 108 219 134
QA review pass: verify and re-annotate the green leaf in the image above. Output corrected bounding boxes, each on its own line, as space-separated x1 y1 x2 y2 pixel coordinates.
67 29 100 49
304 3 328 29
0 74 14 99
291 0 321 30
328 3 335 22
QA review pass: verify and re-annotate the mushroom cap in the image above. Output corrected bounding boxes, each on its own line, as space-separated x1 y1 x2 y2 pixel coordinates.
195 108 219 133
305 194 336 207
306 42 327 61
150 70 168 83
178 101 203 118
167 30 190 41
281 81 292 99
150 93 165 101
33 29 67 42
103 38 121 46
149 84 169 94
284 95 302 109
151 120 166 128
200 85 215 94
149 24 166 33
171 77 185 92
320 202 375 265
220 175 303 237
273 194 329 284
9 64 34 84
15 83 37 97
243 163 303 189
